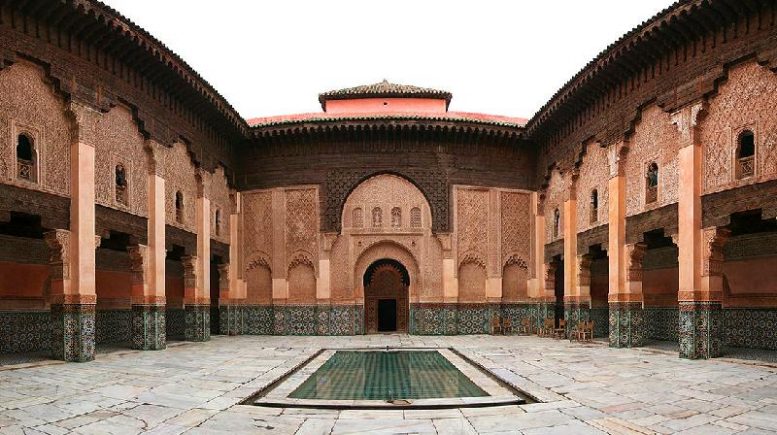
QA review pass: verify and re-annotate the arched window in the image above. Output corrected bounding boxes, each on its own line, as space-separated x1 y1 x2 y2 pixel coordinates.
590 189 598 224
737 130 755 179
214 208 222 236
16 133 36 182
391 207 401 228
646 162 658 204
115 164 128 205
372 207 382 227
410 207 422 228
553 208 560 239
352 208 363 228
175 191 184 223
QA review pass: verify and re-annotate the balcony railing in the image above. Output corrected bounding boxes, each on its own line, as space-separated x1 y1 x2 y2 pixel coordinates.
737 156 754 179
17 159 33 181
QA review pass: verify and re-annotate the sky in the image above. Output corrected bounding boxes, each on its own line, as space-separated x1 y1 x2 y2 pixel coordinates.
102 0 673 121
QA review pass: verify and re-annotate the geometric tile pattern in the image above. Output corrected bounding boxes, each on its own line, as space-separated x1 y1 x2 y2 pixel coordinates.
725 308 777 350
0 311 50 353
645 307 679 342
184 305 210 342
679 301 722 359
131 305 166 350
95 310 131 344
50 304 95 362
608 302 645 348
166 308 186 340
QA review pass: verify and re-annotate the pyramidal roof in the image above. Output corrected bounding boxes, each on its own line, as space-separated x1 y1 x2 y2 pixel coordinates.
318 80 452 108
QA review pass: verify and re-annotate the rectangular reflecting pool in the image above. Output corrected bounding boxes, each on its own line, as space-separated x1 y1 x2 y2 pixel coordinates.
288 350 489 400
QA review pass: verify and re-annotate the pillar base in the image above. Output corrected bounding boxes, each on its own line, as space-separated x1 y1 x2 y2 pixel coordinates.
218 304 243 336
679 301 722 359
51 304 95 362
609 302 645 348
184 305 210 342
564 302 590 334
131 305 166 350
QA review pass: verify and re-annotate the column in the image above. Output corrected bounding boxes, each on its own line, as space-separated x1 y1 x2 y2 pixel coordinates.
529 193 552 328
222 192 246 336
130 141 166 350
184 169 211 342
47 102 100 362
607 141 646 347
562 174 583 334
673 101 720 359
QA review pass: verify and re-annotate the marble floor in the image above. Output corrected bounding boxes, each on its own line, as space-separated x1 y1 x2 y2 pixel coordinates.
1 335 777 434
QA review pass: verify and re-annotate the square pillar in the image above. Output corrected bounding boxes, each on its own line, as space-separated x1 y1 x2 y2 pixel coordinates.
182 255 210 342
128 244 166 350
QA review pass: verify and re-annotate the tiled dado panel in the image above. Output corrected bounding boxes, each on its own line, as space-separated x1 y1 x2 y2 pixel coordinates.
0 311 50 353
95 310 131 344
589 307 610 338
243 305 364 336
725 308 777 351
645 307 679 342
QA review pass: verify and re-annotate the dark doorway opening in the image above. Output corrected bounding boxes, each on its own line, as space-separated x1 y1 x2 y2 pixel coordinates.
210 255 222 335
553 255 565 326
377 299 398 332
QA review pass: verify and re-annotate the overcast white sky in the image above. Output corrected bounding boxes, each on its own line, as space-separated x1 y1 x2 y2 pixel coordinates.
102 0 672 120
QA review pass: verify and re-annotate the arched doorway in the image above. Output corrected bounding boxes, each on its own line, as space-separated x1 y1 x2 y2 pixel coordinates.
363 259 409 333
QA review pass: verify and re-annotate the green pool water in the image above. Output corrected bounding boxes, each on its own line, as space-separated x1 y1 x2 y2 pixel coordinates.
288 350 489 400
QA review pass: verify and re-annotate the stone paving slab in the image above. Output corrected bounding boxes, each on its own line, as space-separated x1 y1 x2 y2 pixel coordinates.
1 335 776 434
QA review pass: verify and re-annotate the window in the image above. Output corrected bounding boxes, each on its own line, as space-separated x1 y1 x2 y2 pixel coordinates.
410 207 422 228
646 162 658 204
391 207 401 228
553 208 560 239
352 208 363 228
16 133 36 182
372 207 382 227
590 189 598 224
737 130 755 179
214 208 222 236
175 191 184 223
115 164 128 205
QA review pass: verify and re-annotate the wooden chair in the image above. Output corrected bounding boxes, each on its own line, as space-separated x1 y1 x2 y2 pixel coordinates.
491 315 503 335
539 318 555 337
502 318 513 335
553 319 567 339
517 317 532 335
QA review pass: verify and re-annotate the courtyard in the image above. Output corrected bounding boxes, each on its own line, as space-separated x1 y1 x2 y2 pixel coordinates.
1 336 776 434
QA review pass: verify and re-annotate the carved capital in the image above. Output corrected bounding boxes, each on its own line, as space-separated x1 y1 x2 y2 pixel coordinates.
607 141 629 178
626 242 647 282
321 232 338 252
181 255 198 289
127 244 149 274
435 233 453 252
543 261 557 292
701 227 731 277
576 254 592 286
218 263 230 290
144 139 165 177
44 229 71 279
196 167 211 199
671 100 706 147
66 100 101 146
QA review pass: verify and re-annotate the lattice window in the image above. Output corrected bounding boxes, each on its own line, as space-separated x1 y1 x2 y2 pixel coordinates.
352 208 363 228
214 208 222 236
646 162 658 204
372 207 382 227
590 189 598 224
737 130 755 179
410 207 422 228
16 133 36 183
175 191 184 224
115 164 128 206
391 207 401 228
553 208 560 239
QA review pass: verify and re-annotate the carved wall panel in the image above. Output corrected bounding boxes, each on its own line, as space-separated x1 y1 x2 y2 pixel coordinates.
701 62 777 194
502 262 529 301
625 105 680 217
0 61 71 197
93 105 148 217
458 260 486 303
245 255 272 304
285 187 318 267
163 142 198 233
500 191 531 267
243 190 273 264
209 166 231 245
456 188 488 268
576 142 609 232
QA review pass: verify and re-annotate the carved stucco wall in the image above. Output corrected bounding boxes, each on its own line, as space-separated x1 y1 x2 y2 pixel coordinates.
500 190 531 301
625 105 680 217
209 166 231 245
94 105 148 217
456 188 489 275
576 142 609 232
0 61 70 197
543 170 568 244
702 61 777 195
163 142 198 233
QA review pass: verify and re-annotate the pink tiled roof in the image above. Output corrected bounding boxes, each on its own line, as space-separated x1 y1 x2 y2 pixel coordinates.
246 111 527 128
